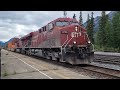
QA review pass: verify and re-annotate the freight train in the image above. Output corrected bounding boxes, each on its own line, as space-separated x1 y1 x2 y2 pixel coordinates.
6 17 94 65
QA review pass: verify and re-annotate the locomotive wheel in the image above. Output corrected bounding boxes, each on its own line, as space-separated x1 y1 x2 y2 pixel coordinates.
46 56 51 60
51 56 57 60
27 51 30 55
59 56 66 62
51 52 58 60
29 49 32 56
26 50 28 55
59 50 66 63
59 59 66 62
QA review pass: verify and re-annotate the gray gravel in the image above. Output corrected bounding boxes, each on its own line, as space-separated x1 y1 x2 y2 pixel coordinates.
95 52 120 56
91 62 120 71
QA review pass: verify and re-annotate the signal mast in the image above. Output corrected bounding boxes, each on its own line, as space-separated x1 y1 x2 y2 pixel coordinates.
63 11 67 18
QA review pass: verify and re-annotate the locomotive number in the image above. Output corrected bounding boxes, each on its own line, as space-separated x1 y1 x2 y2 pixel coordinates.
71 32 81 37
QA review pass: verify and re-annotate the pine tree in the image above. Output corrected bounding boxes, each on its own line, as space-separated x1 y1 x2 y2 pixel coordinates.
105 17 112 48
86 12 94 44
97 11 107 48
89 12 94 44
86 14 91 42
112 11 120 51
79 11 83 25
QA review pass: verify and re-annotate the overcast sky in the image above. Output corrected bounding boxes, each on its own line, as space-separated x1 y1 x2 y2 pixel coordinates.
0 11 110 42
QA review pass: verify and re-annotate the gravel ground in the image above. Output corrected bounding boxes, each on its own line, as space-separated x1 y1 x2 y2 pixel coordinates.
94 52 120 56
91 62 120 71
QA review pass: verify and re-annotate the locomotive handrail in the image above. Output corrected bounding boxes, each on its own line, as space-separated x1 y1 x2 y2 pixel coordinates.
60 34 69 59
63 37 74 53
23 40 30 48
61 35 69 47
64 37 73 48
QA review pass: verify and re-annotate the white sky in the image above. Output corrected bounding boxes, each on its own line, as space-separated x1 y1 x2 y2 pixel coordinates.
0 11 110 42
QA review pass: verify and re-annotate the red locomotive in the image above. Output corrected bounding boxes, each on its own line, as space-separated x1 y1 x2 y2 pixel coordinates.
15 17 94 65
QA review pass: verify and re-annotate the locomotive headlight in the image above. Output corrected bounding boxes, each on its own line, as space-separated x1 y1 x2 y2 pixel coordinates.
88 41 91 44
73 41 76 44
75 26 78 31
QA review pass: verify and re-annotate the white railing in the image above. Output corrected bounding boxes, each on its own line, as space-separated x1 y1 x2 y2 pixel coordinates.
64 37 73 48
61 35 69 47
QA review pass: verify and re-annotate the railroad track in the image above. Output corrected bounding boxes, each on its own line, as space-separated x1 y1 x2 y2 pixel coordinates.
78 65 120 79
59 64 120 79
94 54 120 65
29 55 120 79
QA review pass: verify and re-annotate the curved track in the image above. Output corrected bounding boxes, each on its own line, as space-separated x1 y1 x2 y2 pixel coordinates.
94 54 120 65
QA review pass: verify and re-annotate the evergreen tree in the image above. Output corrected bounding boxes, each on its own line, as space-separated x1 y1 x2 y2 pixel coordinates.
105 17 112 48
97 11 107 48
86 14 91 42
86 12 94 44
112 11 120 51
89 12 94 44
79 11 83 25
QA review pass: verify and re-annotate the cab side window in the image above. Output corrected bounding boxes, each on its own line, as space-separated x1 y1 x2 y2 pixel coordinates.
39 29 41 33
42 27 45 31
46 25 49 31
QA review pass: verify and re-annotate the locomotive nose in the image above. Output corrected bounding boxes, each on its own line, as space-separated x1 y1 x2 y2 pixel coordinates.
71 25 81 38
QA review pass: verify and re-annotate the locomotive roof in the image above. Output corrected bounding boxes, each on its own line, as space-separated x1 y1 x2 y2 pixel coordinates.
20 17 82 40
21 32 33 40
49 17 79 24
39 17 79 30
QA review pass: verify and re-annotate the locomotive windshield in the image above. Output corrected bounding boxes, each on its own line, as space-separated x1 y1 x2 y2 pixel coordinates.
56 21 69 26
70 22 79 25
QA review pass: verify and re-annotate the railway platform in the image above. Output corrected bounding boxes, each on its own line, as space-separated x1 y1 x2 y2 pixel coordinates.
1 49 92 79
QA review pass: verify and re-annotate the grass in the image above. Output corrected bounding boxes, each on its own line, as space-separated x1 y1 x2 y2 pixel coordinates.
3 70 17 77
42 69 48 71
13 70 16 75
31 70 36 72
94 44 120 52
6 53 8 55
3 70 8 76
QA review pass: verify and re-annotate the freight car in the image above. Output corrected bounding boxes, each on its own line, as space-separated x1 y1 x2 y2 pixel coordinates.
14 17 94 65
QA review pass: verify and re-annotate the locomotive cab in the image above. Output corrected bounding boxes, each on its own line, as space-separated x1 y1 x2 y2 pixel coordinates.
53 18 94 65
